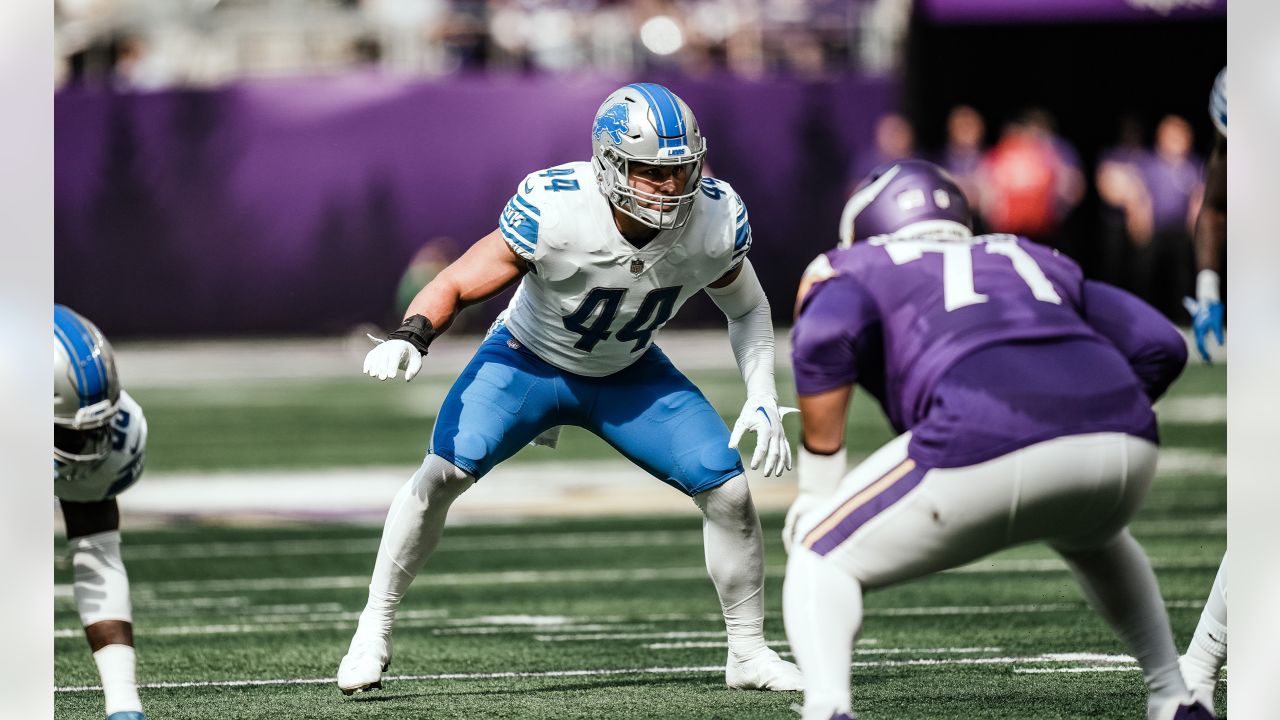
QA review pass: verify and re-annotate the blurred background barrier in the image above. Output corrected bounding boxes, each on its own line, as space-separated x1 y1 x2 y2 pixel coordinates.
54 0 1224 337
55 75 893 335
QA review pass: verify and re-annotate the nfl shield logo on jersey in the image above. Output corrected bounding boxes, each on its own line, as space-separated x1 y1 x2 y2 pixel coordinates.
629 258 645 275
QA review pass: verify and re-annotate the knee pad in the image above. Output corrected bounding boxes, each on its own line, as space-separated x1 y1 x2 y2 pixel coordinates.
69 530 133 627
409 454 475 507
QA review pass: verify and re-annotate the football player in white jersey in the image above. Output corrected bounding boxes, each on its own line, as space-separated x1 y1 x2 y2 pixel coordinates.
54 304 148 720
338 83 802 695
1179 66 1228 714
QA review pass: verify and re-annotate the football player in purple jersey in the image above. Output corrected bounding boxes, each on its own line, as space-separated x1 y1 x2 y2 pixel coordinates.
781 160 1211 720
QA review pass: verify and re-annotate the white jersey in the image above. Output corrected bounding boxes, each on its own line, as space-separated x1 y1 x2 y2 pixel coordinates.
498 161 751 376
54 391 147 502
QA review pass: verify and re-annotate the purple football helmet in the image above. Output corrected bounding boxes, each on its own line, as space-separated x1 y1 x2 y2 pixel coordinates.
838 159 973 246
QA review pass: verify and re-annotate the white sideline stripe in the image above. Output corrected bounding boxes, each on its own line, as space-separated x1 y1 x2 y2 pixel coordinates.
1156 395 1227 424
54 556 1222 598
54 654 1140 694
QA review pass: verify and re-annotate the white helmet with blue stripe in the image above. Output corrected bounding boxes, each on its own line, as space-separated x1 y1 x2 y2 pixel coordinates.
590 83 707 230
54 304 121 463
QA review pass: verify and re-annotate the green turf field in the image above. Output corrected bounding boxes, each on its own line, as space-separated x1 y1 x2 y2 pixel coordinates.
54 364 1226 719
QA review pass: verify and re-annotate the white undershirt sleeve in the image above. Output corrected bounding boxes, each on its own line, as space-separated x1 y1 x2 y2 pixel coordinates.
704 259 777 400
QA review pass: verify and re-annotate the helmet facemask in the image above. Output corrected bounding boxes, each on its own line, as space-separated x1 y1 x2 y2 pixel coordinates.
54 423 114 464
594 146 705 230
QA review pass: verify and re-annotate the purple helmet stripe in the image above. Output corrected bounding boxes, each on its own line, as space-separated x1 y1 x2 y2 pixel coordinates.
802 459 928 556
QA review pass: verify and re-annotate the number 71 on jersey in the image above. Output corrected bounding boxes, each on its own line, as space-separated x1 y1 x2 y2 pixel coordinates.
878 237 1063 312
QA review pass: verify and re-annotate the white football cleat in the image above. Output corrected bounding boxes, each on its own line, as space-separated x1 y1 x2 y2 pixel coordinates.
725 647 804 691
337 634 392 696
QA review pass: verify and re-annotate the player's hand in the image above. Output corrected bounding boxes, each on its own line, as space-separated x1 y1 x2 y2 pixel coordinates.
728 397 796 478
363 335 423 381
782 496 820 554
1182 297 1225 364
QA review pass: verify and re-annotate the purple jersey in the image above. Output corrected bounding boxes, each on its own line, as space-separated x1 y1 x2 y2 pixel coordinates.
793 234 1183 468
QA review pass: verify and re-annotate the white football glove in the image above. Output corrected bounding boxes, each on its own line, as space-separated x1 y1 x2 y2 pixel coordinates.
363 335 423 382
728 396 796 478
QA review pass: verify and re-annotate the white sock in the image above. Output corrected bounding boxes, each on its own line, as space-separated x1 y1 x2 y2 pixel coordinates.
1184 553 1227 686
1054 531 1188 718
784 548 860 720
694 476 769 658
357 457 473 642
93 644 142 716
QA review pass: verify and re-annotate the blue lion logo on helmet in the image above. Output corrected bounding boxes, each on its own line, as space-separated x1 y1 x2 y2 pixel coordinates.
593 102 630 145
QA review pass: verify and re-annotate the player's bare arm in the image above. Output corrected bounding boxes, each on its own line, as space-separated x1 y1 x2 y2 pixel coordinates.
403 229 529 333
365 230 528 381
797 386 852 455
1194 134 1226 277
1186 68 1228 364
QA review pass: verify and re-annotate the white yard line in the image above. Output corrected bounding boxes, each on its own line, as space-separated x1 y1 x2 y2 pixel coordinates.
54 653 1145 694
54 557 1222 599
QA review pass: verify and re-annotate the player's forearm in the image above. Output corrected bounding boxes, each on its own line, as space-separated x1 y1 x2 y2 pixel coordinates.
1194 137 1227 278
1194 206 1226 278
798 386 851 456
403 277 464 335
402 231 528 334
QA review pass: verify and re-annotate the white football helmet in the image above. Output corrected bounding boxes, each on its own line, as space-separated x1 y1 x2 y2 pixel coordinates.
54 304 121 463
590 83 706 230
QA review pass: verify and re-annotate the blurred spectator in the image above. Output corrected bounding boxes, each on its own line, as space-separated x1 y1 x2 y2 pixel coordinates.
935 105 986 210
849 112 916 191
55 0 873 87
1131 114 1203 318
976 110 1083 252
1095 114 1150 287
397 237 466 325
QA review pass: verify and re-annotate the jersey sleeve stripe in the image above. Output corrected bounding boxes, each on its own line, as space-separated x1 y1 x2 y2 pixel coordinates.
499 223 535 255
734 222 751 251
513 193 541 218
500 197 540 250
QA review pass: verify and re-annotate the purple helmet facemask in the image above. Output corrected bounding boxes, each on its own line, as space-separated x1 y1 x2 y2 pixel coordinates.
838 159 973 247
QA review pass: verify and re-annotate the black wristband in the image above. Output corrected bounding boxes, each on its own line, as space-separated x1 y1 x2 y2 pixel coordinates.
388 314 436 357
